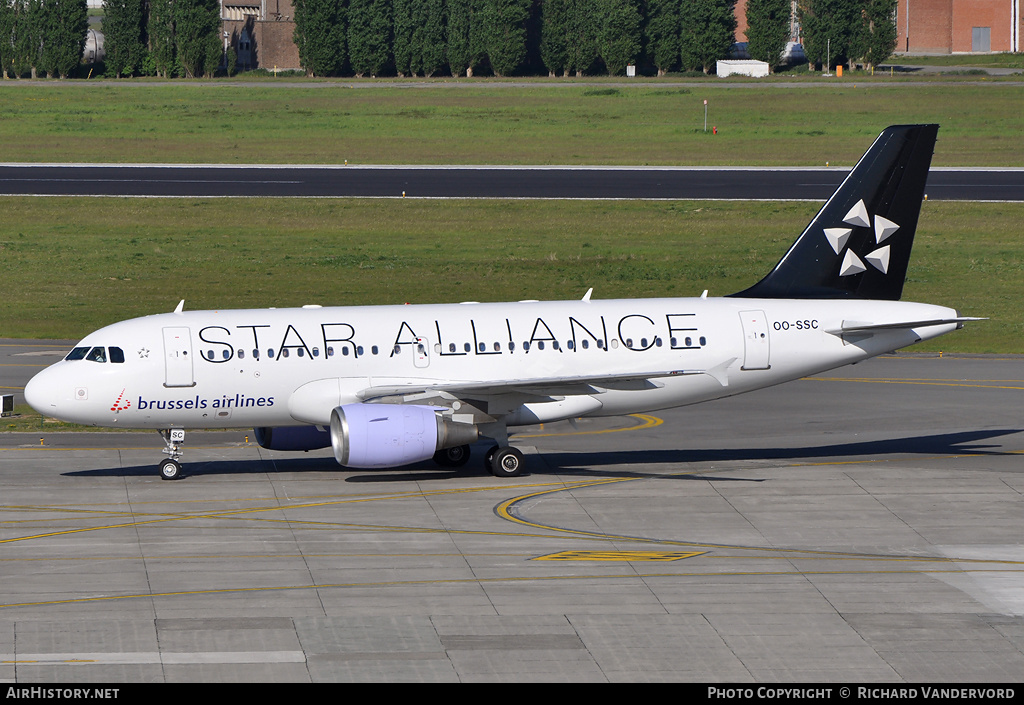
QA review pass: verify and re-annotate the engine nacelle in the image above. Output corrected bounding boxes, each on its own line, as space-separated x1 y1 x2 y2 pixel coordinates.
329 403 478 468
254 425 331 452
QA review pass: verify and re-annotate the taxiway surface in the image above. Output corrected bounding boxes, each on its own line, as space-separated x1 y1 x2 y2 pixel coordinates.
1 351 1023 682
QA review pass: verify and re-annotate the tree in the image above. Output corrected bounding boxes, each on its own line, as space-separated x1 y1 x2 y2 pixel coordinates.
39 0 88 78
293 0 346 76
202 23 221 76
797 0 860 68
483 0 530 77
148 0 176 77
446 0 486 76
680 0 736 74
349 0 392 76
392 0 417 75
597 0 640 75
19 0 46 78
564 0 598 75
851 0 897 70
745 0 790 71
103 0 148 77
0 0 15 78
416 0 446 76
645 0 680 76
538 0 568 75
173 0 220 77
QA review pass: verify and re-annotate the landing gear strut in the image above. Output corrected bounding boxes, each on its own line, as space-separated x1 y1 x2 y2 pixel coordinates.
479 420 525 478
158 428 185 480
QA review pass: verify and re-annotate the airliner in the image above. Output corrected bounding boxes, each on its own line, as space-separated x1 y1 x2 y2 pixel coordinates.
25 125 978 480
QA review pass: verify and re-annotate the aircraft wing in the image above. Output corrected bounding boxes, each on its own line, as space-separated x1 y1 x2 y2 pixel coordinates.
356 368 706 403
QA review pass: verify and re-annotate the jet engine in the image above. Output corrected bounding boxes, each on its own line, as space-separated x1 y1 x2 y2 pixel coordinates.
330 403 478 468
253 425 332 451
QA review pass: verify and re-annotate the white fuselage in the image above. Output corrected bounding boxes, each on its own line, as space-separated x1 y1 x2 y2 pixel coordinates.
25 296 959 431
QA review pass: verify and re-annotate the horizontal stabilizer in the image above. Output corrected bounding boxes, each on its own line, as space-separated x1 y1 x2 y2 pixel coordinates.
825 317 985 336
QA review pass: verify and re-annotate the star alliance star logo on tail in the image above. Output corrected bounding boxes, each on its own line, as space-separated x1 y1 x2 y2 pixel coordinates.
823 199 898 277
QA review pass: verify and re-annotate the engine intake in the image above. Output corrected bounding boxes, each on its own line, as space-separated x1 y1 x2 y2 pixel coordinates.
330 403 478 468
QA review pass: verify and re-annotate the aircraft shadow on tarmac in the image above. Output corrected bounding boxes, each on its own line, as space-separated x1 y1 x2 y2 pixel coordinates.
63 428 1022 482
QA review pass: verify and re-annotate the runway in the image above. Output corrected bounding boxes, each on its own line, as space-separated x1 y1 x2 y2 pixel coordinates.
2 349 1023 682
0 164 1022 201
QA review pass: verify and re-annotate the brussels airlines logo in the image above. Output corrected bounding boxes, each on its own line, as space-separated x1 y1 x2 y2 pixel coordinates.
136 393 276 411
110 389 131 413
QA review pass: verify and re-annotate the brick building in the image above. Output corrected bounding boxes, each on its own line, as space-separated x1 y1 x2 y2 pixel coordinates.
895 0 1022 53
222 0 301 72
736 1 1021 54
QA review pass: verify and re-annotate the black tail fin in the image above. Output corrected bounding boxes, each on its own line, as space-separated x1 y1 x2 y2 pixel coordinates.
732 124 938 301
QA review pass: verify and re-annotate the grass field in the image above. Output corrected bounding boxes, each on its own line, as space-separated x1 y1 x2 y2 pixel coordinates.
0 82 1022 165
890 54 1024 69
0 197 1016 352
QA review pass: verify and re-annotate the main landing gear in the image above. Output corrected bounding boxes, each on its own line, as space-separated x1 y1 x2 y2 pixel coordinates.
432 444 472 469
432 443 526 477
485 445 525 478
158 428 185 480
476 421 525 478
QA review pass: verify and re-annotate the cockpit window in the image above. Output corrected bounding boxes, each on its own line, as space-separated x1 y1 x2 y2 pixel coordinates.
109 347 125 363
65 347 90 361
85 346 107 363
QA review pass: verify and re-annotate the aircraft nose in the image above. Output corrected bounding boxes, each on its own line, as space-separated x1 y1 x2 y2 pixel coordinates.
24 369 58 416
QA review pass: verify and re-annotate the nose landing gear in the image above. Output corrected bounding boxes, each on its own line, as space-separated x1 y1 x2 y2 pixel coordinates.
158 428 185 480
